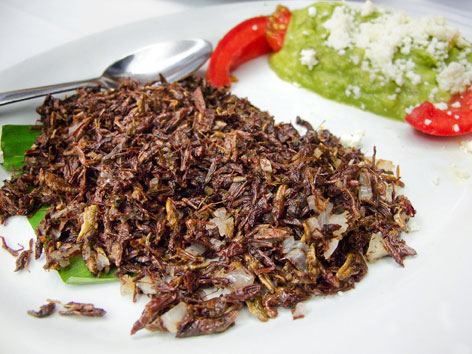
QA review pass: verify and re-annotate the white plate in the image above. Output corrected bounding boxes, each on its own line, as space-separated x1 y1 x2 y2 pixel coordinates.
0 2 471 353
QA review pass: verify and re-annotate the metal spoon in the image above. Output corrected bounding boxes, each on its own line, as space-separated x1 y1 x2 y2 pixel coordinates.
0 39 212 106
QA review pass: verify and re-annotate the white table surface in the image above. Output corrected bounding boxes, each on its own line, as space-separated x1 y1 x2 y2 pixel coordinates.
1 0 470 74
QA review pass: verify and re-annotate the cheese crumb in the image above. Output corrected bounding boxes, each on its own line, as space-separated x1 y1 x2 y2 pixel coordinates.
361 0 377 17
350 54 360 65
453 124 460 132
388 94 397 100
437 62 472 94
433 102 448 110
460 140 472 154
299 48 318 70
318 3 472 96
340 129 365 148
345 85 361 99
323 5 353 50
424 119 432 126
429 88 439 100
308 6 317 17
451 101 461 108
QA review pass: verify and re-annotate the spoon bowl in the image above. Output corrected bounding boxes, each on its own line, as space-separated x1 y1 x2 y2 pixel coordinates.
0 39 212 106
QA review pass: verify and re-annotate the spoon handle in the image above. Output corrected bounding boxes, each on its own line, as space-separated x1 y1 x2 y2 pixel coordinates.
0 78 102 106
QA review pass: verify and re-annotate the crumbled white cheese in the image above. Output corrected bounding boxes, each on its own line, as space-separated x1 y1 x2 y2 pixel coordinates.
406 70 421 85
453 124 460 133
460 140 472 154
361 0 376 17
451 101 461 108
433 102 448 110
429 87 439 100
323 5 353 50
454 115 460 119
437 62 472 94
302 30 310 36
340 129 365 148
388 94 397 100
424 119 432 126
299 48 318 70
345 85 361 99
318 2 472 95
350 54 360 65
308 6 317 17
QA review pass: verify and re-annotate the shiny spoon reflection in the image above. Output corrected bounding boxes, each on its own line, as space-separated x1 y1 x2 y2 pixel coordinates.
0 39 212 106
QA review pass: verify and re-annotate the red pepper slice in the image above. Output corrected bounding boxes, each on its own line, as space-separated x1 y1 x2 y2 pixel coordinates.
405 87 472 136
266 5 292 52
206 7 292 88
206 16 271 87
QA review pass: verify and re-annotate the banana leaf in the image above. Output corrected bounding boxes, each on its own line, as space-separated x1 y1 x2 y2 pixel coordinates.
1 125 116 284
1 125 41 171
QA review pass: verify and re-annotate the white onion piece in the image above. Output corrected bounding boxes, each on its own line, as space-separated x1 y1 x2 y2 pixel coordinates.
282 236 308 253
225 266 255 290
283 236 308 271
185 243 206 256
136 275 156 295
292 302 307 320
307 195 316 211
202 286 231 300
208 208 234 237
287 248 307 271
96 248 110 271
330 211 349 237
376 159 395 172
366 232 389 262
323 238 339 259
120 275 135 297
384 183 394 202
306 217 322 237
209 238 225 251
260 158 273 173
161 302 188 333
318 202 334 226
358 171 373 201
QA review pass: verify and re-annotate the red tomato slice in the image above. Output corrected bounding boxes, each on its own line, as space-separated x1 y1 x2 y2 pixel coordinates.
206 16 271 87
266 5 292 52
405 87 472 136
206 7 292 88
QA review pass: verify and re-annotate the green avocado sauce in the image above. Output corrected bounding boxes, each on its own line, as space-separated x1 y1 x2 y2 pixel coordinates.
269 2 472 121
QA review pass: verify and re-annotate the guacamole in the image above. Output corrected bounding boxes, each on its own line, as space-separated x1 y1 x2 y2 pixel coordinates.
269 1 472 120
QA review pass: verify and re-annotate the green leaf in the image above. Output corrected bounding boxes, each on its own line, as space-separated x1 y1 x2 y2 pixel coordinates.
58 255 117 285
1 125 41 171
27 206 49 230
2 125 117 284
